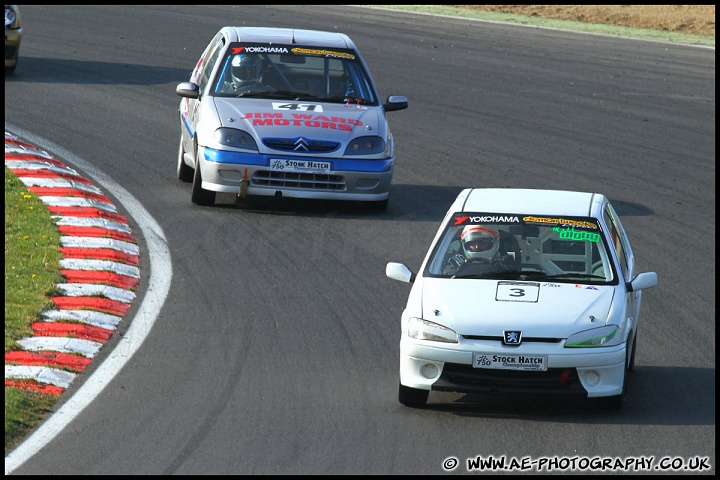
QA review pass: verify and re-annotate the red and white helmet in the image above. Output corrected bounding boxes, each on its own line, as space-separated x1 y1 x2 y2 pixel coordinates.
461 225 500 260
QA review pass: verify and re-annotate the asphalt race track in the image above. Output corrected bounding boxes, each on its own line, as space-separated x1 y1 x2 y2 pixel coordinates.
5 5 715 475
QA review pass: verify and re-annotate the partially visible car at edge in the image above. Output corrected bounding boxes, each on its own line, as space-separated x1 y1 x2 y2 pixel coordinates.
386 188 658 409
5 4 22 74
175 26 408 209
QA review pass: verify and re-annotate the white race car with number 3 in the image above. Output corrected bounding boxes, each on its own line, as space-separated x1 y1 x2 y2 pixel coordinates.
386 188 658 409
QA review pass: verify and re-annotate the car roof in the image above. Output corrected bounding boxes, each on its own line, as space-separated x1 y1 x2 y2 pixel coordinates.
454 188 606 218
221 26 355 49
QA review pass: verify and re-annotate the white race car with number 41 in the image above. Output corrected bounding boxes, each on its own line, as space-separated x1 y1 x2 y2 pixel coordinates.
176 26 408 209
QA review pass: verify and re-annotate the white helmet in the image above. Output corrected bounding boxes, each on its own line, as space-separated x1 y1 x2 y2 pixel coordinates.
461 225 500 260
231 54 262 84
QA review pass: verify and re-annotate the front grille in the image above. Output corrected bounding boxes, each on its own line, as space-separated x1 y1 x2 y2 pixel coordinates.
263 137 340 153
252 170 345 190
433 363 584 395
462 335 564 344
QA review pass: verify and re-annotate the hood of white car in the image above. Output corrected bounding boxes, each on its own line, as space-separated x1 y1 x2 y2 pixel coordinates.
420 278 615 338
212 97 382 145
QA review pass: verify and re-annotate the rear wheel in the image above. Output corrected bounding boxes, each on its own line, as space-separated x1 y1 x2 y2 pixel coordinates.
399 382 429 408
191 145 216 206
177 135 193 182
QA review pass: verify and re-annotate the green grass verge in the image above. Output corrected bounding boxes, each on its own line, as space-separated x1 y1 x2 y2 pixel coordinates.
4 167 63 452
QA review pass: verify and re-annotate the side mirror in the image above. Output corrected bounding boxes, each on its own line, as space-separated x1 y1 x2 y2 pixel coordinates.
384 95 408 112
627 271 658 292
176 82 199 99
386 262 415 283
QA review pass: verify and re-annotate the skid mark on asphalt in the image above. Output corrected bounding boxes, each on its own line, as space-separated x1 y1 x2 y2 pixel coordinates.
4 131 140 396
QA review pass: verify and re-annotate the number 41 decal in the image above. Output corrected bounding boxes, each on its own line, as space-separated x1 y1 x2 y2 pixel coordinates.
272 102 323 111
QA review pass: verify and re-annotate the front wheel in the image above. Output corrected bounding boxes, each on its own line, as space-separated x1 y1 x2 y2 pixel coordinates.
191 147 216 206
627 331 637 373
177 135 194 182
399 382 429 408
365 198 389 211
6 52 18 74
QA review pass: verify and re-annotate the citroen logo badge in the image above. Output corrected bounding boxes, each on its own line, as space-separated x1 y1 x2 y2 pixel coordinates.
293 138 309 152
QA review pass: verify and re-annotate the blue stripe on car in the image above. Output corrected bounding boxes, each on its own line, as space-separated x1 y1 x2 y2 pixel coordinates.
203 148 393 173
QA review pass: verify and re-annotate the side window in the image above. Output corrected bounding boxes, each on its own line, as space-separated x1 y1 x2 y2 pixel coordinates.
198 39 225 94
190 33 220 84
603 207 629 278
345 62 377 104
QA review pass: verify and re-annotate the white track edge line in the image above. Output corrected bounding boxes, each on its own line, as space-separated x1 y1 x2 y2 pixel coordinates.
4 124 173 474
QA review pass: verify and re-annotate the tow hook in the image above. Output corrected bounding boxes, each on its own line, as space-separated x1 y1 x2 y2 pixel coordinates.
237 169 249 198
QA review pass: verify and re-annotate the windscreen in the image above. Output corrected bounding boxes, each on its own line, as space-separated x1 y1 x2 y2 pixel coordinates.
424 213 617 284
212 43 377 105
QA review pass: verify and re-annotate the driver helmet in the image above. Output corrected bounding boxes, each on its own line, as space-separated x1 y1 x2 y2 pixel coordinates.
461 225 500 260
231 54 262 84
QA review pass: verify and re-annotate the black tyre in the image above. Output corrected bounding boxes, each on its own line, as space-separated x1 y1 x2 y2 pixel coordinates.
177 135 194 182
628 331 637 373
399 382 429 408
365 198 389 211
6 51 18 74
191 147 216 206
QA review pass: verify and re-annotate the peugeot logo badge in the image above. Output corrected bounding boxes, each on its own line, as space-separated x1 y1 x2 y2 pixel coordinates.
503 331 522 345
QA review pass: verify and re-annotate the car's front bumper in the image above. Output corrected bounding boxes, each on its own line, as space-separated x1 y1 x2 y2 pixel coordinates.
198 146 393 201
399 338 626 398
5 27 22 66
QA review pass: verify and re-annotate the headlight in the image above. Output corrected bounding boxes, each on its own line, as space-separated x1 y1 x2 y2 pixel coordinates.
5 6 18 27
407 317 458 344
343 136 386 155
214 128 258 151
565 325 620 348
